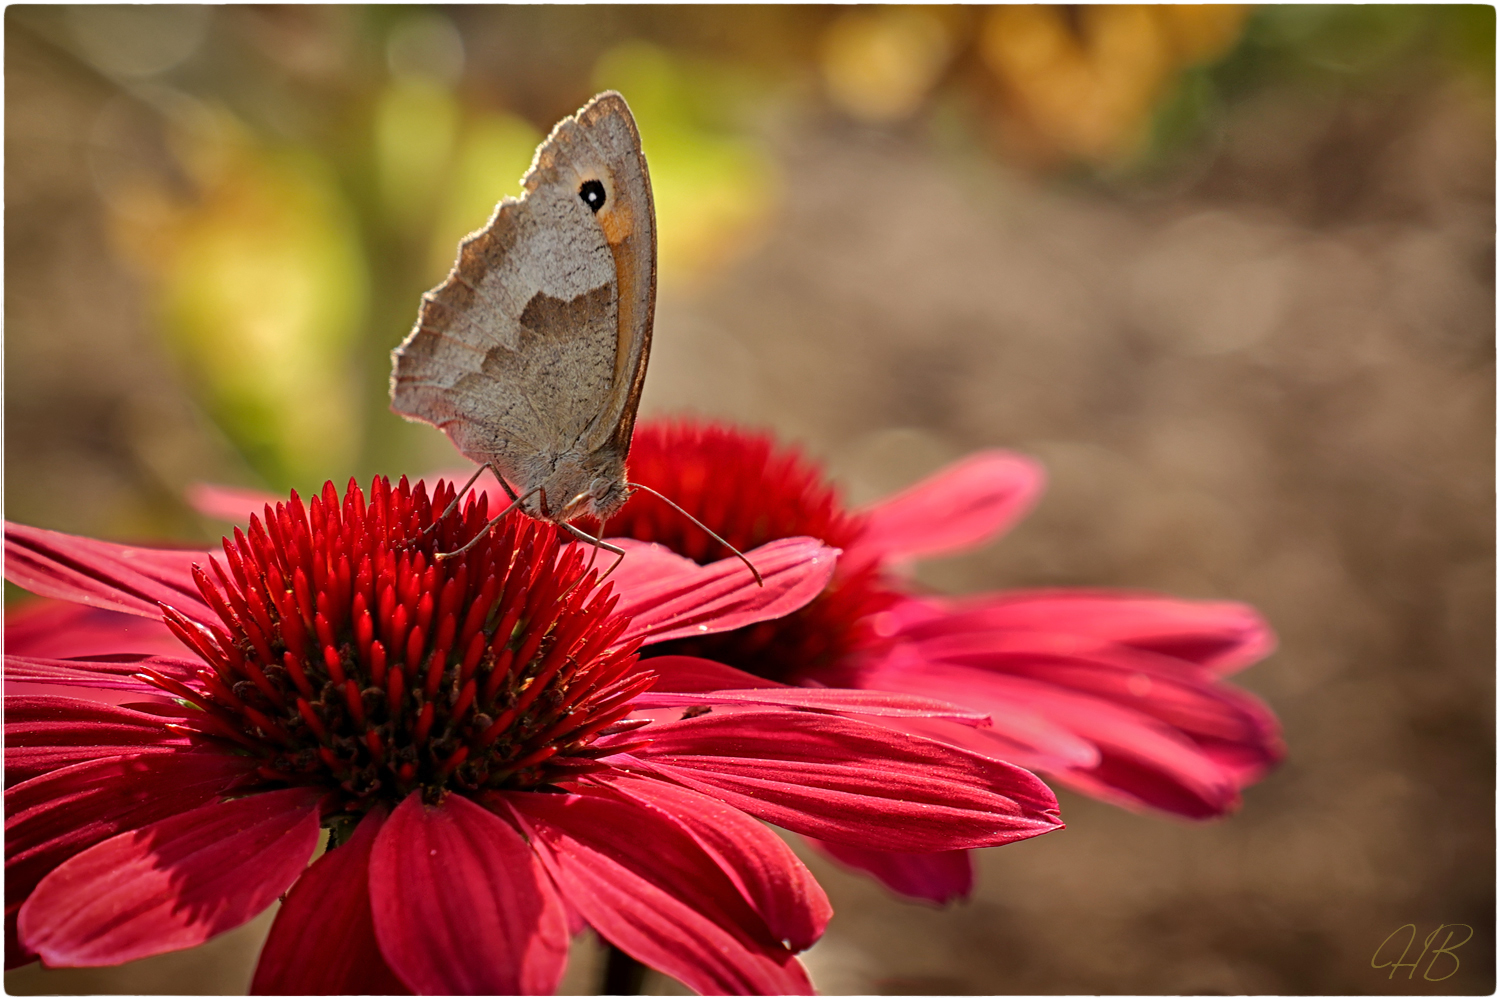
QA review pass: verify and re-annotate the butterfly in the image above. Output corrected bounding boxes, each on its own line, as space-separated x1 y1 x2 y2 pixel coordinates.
390 91 758 581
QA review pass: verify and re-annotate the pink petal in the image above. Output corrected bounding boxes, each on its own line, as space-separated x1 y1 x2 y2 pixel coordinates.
634 688 990 722
895 628 1280 749
5 752 253 971
851 636 1268 817
823 641 1103 770
625 710 1063 851
611 538 838 645
253 808 411 995
632 657 989 721
849 450 1044 568
368 793 568 995
7 902 35 970
6 654 200 695
5 600 183 659
7 752 254 910
901 666 1240 817
19 786 323 966
1198 736 1285 787
5 696 195 785
4 522 213 625
924 589 1277 674
880 713 1099 774
804 837 974 905
511 788 816 995
644 655 785 692
600 773 832 951
186 482 279 524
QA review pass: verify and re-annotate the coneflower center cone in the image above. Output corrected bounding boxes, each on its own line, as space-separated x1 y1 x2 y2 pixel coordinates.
147 476 648 820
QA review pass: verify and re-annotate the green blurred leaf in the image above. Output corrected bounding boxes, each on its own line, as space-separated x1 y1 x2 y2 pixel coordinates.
375 76 461 234
147 137 368 488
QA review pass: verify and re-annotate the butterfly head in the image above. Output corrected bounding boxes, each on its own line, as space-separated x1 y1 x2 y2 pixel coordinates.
542 450 631 523
583 468 633 522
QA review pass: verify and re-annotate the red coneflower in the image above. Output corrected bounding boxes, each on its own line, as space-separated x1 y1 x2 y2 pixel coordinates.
5 475 1063 993
586 419 1285 904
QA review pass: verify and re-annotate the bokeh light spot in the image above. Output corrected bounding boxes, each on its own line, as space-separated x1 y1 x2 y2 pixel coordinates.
820 8 953 124
67 5 211 79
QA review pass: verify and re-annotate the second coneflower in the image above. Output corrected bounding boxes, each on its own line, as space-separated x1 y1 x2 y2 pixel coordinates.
587 419 1285 903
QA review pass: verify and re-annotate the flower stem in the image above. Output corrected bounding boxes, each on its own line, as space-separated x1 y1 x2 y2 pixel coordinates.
601 942 647 994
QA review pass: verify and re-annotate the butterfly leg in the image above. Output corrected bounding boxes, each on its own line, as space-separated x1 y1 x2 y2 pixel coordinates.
581 516 609 577
492 474 523 504
557 521 628 600
413 463 516 545
435 485 542 561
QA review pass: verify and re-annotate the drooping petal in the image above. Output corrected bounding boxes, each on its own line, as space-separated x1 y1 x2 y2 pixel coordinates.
920 589 1277 674
19 786 323 967
5 751 254 970
655 649 1097 770
600 773 832 951
5 903 35 971
186 482 280 524
856 597 1286 805
803 837 975 905
632 686 991 721
871 658 1244 816
6 753 256 894
880 712 1100 774
5 600 183 659
611 537 839 644
891 628 1282 753
252 808 410 995
832 640 1105 769
632 656 988 721
5 697 196 785
623 710 1063 852
1195 734 1286 787
1050 749 1242 818
4 522 213 624
643 655 785 692
6 654 200 695
849 450 1044 568
368 793 568 996
510 787 816 996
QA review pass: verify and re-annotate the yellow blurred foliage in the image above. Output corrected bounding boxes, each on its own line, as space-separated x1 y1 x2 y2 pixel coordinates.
593 42 780 286
375 76 461 235
981 4 1250 163
105 102 367 487
821 7 954 123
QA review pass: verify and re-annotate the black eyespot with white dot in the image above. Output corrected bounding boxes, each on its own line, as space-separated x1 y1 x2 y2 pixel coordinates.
579 179 606 213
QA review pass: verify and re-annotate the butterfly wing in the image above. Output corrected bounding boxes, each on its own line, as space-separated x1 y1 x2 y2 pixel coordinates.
390 92 655 495
565 94 656 459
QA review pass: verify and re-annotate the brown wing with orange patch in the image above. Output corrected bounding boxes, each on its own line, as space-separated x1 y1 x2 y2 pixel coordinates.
389 92 653 494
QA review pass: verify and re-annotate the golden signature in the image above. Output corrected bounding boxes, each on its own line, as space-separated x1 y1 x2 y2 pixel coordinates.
1371 924 1474 982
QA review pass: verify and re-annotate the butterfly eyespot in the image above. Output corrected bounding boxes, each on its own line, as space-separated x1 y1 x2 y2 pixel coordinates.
579 179 606 213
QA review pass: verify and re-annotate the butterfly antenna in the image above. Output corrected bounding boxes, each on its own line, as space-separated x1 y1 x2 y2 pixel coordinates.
627 482 763 587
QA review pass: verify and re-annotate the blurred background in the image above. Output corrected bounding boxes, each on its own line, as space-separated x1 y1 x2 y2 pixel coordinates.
5 4 1493 994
